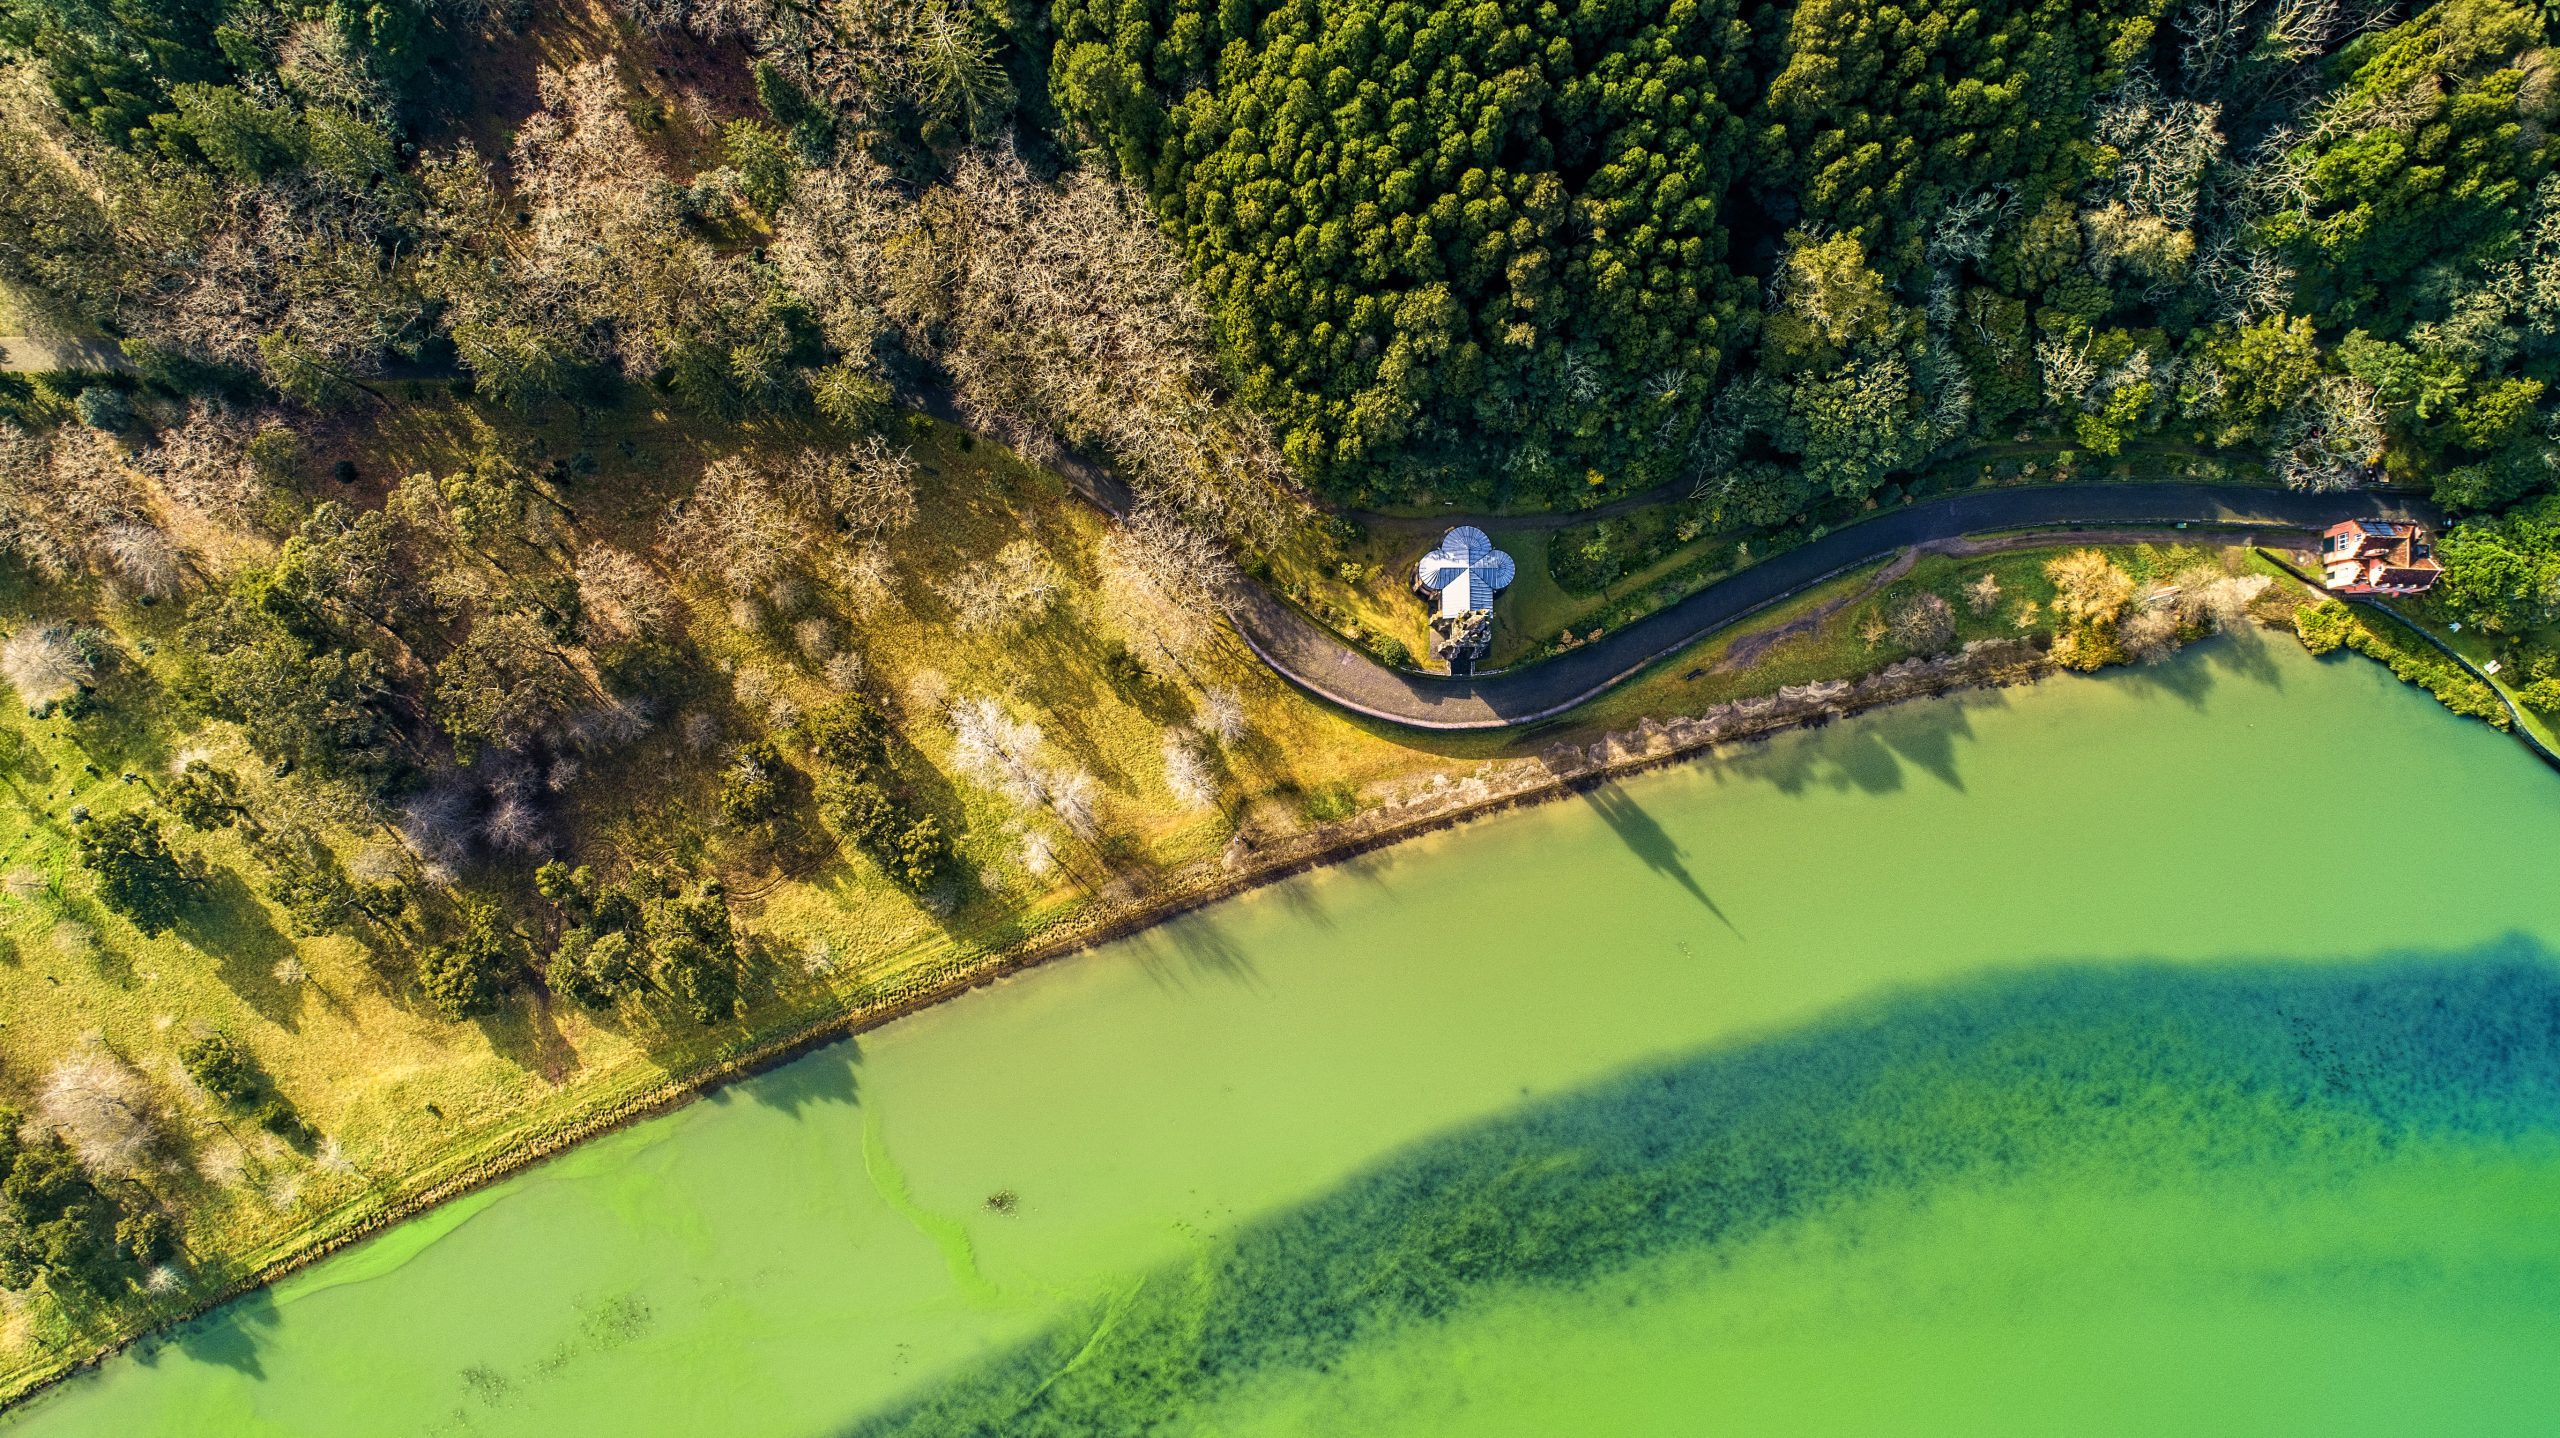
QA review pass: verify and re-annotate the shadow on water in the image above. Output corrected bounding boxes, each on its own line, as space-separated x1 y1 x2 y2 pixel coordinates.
1713 695 1993 801
1717 632 2295 802
718 1038 864 1117
1868 688 1986 791
2115 629 2285 710
1576 783 1738 936
144 1286 281 1381
1128 913 1263 993
847 933 2560 1437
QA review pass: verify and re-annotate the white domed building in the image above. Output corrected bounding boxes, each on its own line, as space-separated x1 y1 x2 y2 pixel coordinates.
1413 526 1516 674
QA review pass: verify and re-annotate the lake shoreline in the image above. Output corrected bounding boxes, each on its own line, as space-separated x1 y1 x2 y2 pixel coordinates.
0 630 2113 1416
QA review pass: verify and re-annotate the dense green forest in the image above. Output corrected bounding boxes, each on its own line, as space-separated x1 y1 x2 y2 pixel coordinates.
1056 0 2555 511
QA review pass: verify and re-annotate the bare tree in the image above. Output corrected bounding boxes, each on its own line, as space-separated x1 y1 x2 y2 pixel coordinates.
575 544 678 641
151 402 279 525
1161 730 1217 809
2 622 91 705
948 695 1048 809
2174 565 2275 628
38 1046 162 1177
483 794 550 856
2118 604 2185 661
1197 687 1248 746
662 456 797 596
1016 827 1056 878
2273 375 2385 491
609 0 776 39
2037 331 2099 410
774 145 1305 545
1965 572 2003 615
1889 592 1956 653
1048 767 1100 840
937 538 1062 634
397 776 479 880
769 159 904 357
2174 0 2256 95
100 523 186 599
0 424 75 582
1098 504 1235 675
786 436 918 539
794 616 840 662
2091 76 2222 229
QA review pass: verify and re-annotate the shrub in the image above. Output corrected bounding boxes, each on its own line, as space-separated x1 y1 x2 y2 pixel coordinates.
178 1032 262 1106
719 739 789 827
649 894 741 1024
802 696 890 774
888 815 949 891
165 763 245 830
2293 601 2508 729
818 775 949 891
0 1117 149 1295
418 904 517 1018
73 386 129 430
817 774 897 845
76 811 192 935
545 927 641 1010
2293 599 2355 655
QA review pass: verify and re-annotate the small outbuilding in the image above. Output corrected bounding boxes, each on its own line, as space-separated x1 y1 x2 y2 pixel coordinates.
1414 526 1516 673
2320 519 2441 596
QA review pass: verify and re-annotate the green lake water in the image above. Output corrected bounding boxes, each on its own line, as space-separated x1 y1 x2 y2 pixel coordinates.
14 633 2560 1436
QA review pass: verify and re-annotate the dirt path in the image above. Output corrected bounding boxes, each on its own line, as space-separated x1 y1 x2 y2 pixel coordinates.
0 335 128 373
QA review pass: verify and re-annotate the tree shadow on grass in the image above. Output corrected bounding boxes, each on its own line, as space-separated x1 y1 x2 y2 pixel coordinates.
176 869 304 1028
68 660 175 781
1003 625 1139 793
480 991 582 1086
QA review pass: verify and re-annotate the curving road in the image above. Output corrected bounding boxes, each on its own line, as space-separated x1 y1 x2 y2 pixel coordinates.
1224 483 2440 731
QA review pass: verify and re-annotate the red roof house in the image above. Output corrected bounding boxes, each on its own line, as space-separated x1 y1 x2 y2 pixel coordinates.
2320 519 2441 596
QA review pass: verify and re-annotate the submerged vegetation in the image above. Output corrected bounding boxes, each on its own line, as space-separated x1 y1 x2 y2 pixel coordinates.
858 945 2560 1435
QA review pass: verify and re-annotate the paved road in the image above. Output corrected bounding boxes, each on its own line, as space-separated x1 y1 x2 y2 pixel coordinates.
1226 483 2439 731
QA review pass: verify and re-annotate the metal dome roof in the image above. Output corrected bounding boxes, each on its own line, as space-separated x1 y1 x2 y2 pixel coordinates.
1416 528 1517 618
